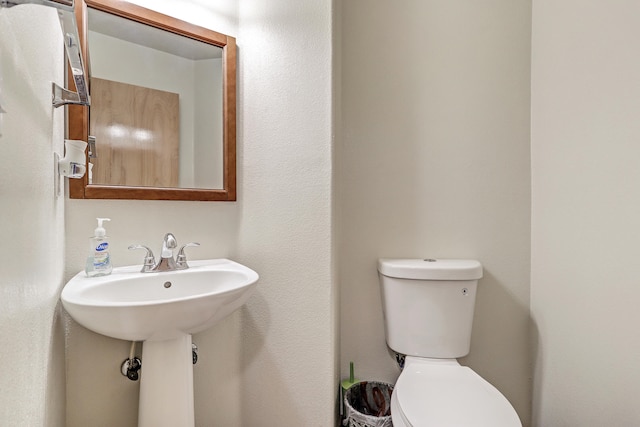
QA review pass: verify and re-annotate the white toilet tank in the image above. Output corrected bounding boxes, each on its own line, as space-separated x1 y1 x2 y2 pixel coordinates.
378 259 483 358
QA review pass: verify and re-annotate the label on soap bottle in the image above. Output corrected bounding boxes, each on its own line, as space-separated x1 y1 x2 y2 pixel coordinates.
93 241 110 269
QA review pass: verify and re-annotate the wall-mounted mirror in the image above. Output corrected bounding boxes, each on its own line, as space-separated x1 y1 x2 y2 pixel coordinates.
69 0 236 201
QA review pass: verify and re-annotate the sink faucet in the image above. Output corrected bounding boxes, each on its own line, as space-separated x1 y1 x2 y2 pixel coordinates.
156 233 178 271
128 233 200 273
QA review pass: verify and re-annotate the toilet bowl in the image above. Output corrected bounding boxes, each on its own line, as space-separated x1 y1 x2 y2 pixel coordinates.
390 357 521 426
378 259 521 427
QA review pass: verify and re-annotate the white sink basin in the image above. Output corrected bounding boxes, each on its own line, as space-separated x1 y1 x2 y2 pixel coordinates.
62 258 258 426
61 258 259 341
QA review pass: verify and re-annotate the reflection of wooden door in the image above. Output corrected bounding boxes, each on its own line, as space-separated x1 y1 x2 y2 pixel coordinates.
90 77 179 187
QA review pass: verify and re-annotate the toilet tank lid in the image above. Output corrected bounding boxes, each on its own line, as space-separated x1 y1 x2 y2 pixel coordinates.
378 259 483 281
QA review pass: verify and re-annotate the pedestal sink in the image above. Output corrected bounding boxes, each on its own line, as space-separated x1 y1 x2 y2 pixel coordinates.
61 259 258 427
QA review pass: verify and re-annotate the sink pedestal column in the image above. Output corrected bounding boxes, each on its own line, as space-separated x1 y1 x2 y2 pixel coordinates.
139 334 195 427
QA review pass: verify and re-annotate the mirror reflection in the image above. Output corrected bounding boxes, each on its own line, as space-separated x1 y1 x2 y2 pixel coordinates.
87 8 224 189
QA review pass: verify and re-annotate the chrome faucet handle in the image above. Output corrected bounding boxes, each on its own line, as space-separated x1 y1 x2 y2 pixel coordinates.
176 242 200 270
128 245 156 273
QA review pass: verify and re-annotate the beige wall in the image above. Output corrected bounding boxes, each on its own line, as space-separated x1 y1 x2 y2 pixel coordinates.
531 1 640 425
65 0 336 426
0 5 66 426
339 0 532 425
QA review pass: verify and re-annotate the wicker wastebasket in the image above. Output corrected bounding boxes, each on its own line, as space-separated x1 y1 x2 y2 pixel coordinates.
343 381 394 427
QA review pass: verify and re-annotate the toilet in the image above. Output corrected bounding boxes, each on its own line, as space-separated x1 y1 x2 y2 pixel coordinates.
378 258 521 427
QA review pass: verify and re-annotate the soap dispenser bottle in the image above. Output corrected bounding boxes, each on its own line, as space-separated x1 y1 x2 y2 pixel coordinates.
85 218 112 277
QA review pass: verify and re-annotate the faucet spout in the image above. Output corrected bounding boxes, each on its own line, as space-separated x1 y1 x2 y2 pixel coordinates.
161 233 177 258
152 233 178 272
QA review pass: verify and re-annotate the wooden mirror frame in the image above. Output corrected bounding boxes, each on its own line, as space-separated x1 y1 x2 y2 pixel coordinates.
69 0 236 201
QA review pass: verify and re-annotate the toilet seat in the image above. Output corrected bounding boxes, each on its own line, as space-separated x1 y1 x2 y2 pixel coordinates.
392 358 521 427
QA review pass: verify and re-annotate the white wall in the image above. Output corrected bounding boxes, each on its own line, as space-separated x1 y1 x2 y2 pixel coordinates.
236 0 337 424
0 5 66 426
340 0 532 425
65 0 336 426
531 1 640 425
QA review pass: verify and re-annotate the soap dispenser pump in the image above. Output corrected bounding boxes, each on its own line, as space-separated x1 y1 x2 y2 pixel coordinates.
85 218 112 277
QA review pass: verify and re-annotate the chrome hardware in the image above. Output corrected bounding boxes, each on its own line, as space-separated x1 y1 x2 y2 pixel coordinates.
395 353 406 370
192 343 198 365
130 234 198 273
0 0 72 9
128 245 156 273
88 135 97 158
152 233 178 272
1 0 90 108
176 242 200 270
55 10 90 107
121 357 142 381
